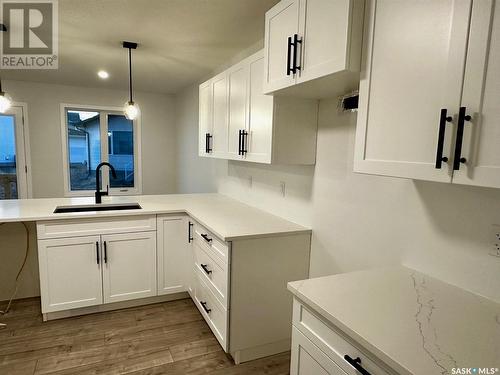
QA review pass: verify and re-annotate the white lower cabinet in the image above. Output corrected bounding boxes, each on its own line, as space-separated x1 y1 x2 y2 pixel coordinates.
291 327 347 375
38 235 103 313
291 298 394 375
101 232 157 304
36 214 312 365
157 215 189 295
37 216 158 314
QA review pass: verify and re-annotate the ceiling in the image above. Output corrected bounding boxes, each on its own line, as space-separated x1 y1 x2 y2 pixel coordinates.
1 0 279 94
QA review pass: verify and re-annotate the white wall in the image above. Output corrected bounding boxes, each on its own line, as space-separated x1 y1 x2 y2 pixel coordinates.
4 80 177 198
174 85 217 193
0 80 177 301
175 89 500 303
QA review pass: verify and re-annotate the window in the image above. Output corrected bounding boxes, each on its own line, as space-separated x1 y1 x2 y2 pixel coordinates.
62 105 141 196
0 106 30 199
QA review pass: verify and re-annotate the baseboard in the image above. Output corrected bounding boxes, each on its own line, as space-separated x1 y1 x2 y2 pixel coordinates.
231 338 291 364
43 292 189 321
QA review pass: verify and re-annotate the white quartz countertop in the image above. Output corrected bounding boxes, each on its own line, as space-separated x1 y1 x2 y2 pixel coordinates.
288 267 500 375
0 193 310 241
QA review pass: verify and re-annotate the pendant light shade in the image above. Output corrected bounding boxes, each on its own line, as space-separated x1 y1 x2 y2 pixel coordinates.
124 100 139 120
0 78 12 114
122 41 139 120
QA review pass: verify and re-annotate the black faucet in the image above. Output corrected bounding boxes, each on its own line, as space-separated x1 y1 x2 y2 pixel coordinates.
95 162 117 204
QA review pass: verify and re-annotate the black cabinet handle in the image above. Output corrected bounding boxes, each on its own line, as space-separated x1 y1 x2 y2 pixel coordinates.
292 34 302 73
238 129 242 155
435 108 452 169
188 221 194 243
207 134 212 153
287 36 293 76
200 301 211 314
205 133 213 153
344 355 371 375
200 263 212 275
96 241 100 265
241 130 248 155
103 241 108 264
201 233 212 243
453 106 471 171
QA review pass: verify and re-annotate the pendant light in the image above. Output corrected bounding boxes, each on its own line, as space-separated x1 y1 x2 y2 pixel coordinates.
0 77 12 114
122 41 139 120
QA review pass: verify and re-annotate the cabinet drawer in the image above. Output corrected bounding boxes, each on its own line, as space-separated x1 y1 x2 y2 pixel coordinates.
37 215 157 239
291 327 347 375
193 243 228 308
193 222 229 264
193 269 228 351
293 299 393 375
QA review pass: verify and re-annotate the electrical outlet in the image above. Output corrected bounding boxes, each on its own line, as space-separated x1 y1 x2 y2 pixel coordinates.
489 224 500 258
280 181 286 197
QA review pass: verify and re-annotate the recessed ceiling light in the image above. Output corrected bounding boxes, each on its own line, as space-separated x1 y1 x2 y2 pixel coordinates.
97 70 109 79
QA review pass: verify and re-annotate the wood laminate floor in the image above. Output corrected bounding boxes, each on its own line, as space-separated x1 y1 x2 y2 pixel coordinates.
0 298 290 375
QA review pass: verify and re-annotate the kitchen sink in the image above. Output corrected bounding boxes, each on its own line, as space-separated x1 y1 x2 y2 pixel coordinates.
53 203 142 213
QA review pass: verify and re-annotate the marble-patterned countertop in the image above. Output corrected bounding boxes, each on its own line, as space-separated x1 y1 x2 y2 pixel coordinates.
288 267 500 375
0 193 310 241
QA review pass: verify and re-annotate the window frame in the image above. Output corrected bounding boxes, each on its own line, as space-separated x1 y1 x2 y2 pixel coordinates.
60 103 142 197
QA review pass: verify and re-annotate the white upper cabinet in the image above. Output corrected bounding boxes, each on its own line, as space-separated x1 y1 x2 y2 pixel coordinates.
452 0 500 188
263 0 300 93
199 49 318 165
355 0 500 189
354 0 473 183
211 73 229 159
264 0 364 97
199 80 213 156
228 62 249 160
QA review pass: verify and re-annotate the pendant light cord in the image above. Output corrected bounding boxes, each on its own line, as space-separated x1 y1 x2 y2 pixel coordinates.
128 48 133 103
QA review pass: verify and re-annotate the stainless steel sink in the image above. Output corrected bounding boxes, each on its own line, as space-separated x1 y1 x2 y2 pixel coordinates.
53 203 142 213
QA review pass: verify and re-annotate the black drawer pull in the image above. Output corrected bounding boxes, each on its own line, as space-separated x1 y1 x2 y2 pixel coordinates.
344 355 371 375
435 108 452 169
103 241 108 264
200 301 211 314
201 233 212 243
96 242 100 265
200 263 212 275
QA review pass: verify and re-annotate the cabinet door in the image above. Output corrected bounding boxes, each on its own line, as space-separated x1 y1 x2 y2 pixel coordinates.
102 232 156 304
452 0 500 188
227 62 249 160
199 80 213 157
264 0 300 93
297 0 361 84
38 236 102 313
211 73 229 158
354 0 472 182
291 327 347 375
157 215 189 295
246 52 274 164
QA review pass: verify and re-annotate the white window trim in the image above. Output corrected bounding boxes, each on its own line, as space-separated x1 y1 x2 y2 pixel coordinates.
3 102 33 199
60 103 142 197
